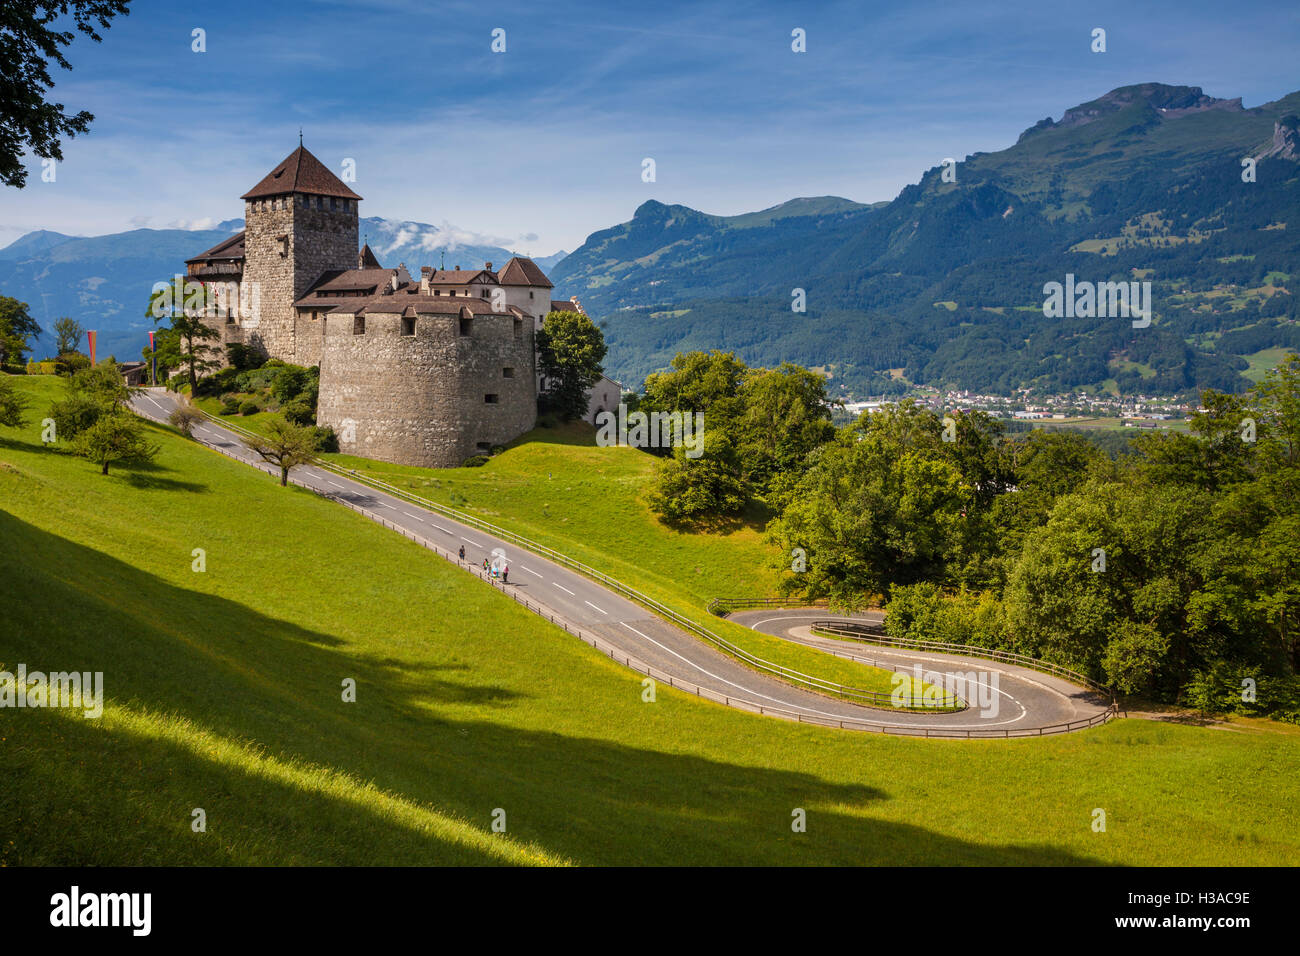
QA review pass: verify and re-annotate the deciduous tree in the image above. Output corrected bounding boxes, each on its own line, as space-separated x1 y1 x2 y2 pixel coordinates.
247 416 319 486
0 1 130 189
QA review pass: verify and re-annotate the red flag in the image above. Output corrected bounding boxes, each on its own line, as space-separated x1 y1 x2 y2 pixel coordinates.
87 330 97 366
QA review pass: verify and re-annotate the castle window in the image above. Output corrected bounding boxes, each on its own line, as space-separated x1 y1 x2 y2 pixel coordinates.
354 316 366 335
502 367 515 378
433 290 440 296
401 317 415 337
513 318 522 339
484 394 500 405
476 442 492 453
449 290 456 297
330 198 337 210
459 317 472 336
528 291 534 299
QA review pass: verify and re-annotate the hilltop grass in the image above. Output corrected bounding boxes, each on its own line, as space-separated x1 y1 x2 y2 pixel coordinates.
3 374 1300 865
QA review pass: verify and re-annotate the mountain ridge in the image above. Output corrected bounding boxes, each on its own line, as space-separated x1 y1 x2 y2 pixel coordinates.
551 82 1300 398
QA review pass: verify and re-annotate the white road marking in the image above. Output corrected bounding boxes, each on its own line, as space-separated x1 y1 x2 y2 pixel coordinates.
461 536 482 547
433 525 455 535
403 511 423 520
553 583 575 596
614 621 859 720
584 601 608 615
326 480 347 489
614 622 1024 728
521 566 543 578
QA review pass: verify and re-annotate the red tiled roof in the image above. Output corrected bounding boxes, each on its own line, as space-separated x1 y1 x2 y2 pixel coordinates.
358 244 382 269
550 299 585 314
497 256 553 288
241 145 362 201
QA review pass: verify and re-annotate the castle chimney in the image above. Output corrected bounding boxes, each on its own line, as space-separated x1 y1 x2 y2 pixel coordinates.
485 261 492 271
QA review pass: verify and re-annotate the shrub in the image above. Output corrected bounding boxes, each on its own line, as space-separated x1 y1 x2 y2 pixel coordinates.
312 425 338 453
225 342 264 372
219 396 240 415
54 353 91 376
1183 663 1300 724
239 399 260 416
195 366 239 398
884 583 1008 650
235 367 278 392
168 405 203 438
281 398 314 426
461 455 489 467
46 394 104 441
271 366 310 405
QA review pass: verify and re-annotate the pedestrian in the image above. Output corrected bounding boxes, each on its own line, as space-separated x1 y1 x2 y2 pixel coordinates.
458 545 465 563
502 565 509 584
483 558 489 573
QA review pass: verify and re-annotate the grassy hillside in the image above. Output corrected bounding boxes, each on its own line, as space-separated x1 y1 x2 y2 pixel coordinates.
188 401 918 698
4 375 1299 865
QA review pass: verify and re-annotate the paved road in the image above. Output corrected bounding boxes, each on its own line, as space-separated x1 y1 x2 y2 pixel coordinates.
131 389 1112 737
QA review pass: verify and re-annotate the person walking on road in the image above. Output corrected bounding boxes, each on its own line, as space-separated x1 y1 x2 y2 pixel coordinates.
458 545 465 563
502 565 509 584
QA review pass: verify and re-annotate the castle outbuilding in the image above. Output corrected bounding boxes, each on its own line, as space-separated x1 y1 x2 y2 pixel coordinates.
183 143 597 468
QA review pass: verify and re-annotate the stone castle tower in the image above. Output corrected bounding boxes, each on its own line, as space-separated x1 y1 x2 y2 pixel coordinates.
239 145 360 366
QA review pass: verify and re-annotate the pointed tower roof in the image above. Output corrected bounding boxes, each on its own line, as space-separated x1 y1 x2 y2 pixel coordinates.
358 244 382 269
497 256 553 288
241 145 362 201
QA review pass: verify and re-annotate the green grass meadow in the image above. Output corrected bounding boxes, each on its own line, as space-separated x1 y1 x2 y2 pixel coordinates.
3 374 1298 865
192 401 911 697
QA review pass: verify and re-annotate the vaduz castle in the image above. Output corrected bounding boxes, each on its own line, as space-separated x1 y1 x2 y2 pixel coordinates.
183 144 617 467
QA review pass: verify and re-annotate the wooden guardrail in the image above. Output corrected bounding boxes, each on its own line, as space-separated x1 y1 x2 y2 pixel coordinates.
808 620 1116 697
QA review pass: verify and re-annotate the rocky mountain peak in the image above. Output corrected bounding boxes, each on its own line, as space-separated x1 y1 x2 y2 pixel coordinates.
1020 83 1243 140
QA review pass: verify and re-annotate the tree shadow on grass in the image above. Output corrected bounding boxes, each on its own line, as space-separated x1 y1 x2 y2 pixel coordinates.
0 510 1105 866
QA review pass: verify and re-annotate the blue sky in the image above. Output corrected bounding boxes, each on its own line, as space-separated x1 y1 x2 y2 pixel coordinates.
3 0 1298 256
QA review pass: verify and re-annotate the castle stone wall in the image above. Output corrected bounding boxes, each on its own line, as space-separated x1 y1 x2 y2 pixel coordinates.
317 308 536 467
241 195 355 365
